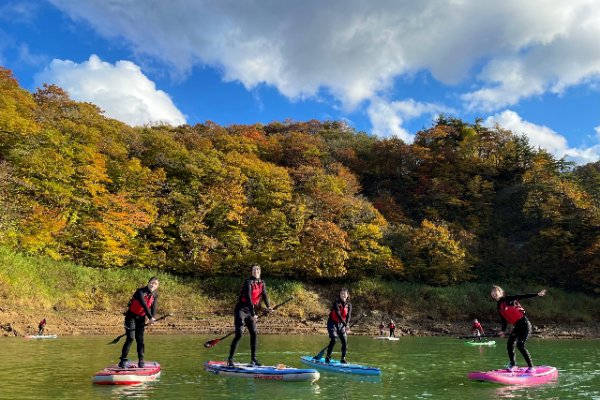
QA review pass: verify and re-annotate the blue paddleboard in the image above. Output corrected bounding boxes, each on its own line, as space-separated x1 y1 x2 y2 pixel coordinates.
300 356 381 376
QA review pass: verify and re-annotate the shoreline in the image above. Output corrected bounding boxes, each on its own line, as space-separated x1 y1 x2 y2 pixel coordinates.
1 309 596 339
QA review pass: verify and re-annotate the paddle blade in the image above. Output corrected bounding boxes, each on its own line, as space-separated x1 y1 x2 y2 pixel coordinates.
204 338 220 348
107 335 123 345
313 345 328 360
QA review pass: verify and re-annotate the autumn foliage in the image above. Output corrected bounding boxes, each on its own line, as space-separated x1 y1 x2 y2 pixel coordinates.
0 68 598 290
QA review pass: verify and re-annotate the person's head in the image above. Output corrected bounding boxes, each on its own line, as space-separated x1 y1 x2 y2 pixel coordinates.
490 285 504 301
148 277 160 292
473 319 478 323
251 264 261 279
390 319 394 323
339 288 349 302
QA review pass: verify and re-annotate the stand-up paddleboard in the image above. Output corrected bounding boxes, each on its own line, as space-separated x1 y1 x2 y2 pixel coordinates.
24 334 57 339
204 361 320 382
92 361 161 385
464 340 496 346
300 356 381 376
468 366 558 385
373 336 399 341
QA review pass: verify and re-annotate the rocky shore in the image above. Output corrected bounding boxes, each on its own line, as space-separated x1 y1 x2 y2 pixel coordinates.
1 307 597 339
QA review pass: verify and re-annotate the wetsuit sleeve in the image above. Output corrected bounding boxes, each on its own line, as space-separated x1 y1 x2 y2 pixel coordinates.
346 302 352 326
504 293 540 302
135 288 154 319
150 293 158 319
261 281 270 309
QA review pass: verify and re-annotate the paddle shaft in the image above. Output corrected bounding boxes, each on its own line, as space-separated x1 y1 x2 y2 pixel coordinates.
108 313 172 345
203 296 294 349
314 313 366 360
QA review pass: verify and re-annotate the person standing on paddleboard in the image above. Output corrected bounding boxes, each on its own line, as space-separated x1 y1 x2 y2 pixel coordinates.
38 318 46 335
324 288 352 364
118 277 159 368
388 319 396 338
491 285 546 373
227 264 272 367
38 318 46 336
472 319 484 341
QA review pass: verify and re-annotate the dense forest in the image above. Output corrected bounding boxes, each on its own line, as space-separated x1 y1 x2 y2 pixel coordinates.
0 67 598 291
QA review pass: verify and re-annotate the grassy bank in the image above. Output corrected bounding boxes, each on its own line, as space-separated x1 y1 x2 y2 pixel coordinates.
1 247 599 325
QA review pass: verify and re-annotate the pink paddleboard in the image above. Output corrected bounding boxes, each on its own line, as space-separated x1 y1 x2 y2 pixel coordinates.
92 361 161 385
468 366 558 385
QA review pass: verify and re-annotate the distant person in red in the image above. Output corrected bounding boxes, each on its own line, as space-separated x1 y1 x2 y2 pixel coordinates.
38 318 46 335
378 321 385 336
119 277 159 369
388 319 396 338
491 285 547 373
471 319 484 341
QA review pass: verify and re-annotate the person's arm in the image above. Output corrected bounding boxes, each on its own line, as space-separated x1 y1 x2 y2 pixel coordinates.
261 281 271 310
503 293 540 302
346 303 352 326
135 289 154 319
150 293 158 319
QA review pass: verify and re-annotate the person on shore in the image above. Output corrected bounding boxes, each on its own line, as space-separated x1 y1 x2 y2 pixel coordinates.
227 264 272 367
378 321 385 336
37 318 46 335
388 319 396 338
118 277 159 369
472 318 484 341
324 288 352 363
491 285 546 373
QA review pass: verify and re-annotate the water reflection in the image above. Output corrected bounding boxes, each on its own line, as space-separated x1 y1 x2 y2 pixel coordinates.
92 380 160 399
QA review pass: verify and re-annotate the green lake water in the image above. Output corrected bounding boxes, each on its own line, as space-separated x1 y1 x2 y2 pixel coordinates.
1 335 599 399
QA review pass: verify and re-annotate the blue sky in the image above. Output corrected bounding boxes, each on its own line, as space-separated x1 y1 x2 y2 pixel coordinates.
1 0 599 164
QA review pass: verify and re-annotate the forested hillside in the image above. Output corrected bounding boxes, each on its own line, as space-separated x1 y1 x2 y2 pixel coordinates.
1 67 598 291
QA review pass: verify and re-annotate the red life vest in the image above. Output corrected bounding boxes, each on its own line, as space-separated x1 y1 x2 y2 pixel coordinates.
240 280 265 305
128 292 155 316
388 322 395 329
499 300 525 325
330 301 349 324
472 322 482 330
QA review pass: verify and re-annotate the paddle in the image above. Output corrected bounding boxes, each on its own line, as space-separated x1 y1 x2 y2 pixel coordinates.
456 334 499 339
107 313 173 345
203 296 294 349
313 312 367 360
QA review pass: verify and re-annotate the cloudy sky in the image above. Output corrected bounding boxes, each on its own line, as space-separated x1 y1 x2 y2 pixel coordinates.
1 0 599 163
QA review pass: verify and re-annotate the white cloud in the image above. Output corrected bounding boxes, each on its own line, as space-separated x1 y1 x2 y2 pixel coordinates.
484 110 600 164
47 0 600 111
35 55 186 126
367 98 449 142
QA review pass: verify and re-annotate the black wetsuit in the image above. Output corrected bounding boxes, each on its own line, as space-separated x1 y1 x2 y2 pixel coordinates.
228 277 270 363
497 293 539 368
388 323 396 338
38 319 46 335
326 298 352 361
120 286 157 365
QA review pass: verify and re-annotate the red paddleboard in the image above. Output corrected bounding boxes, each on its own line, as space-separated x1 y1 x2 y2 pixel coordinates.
468 366 558 385
92 361 161 385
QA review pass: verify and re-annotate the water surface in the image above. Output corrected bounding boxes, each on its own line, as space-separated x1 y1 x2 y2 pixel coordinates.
1 335 598 399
